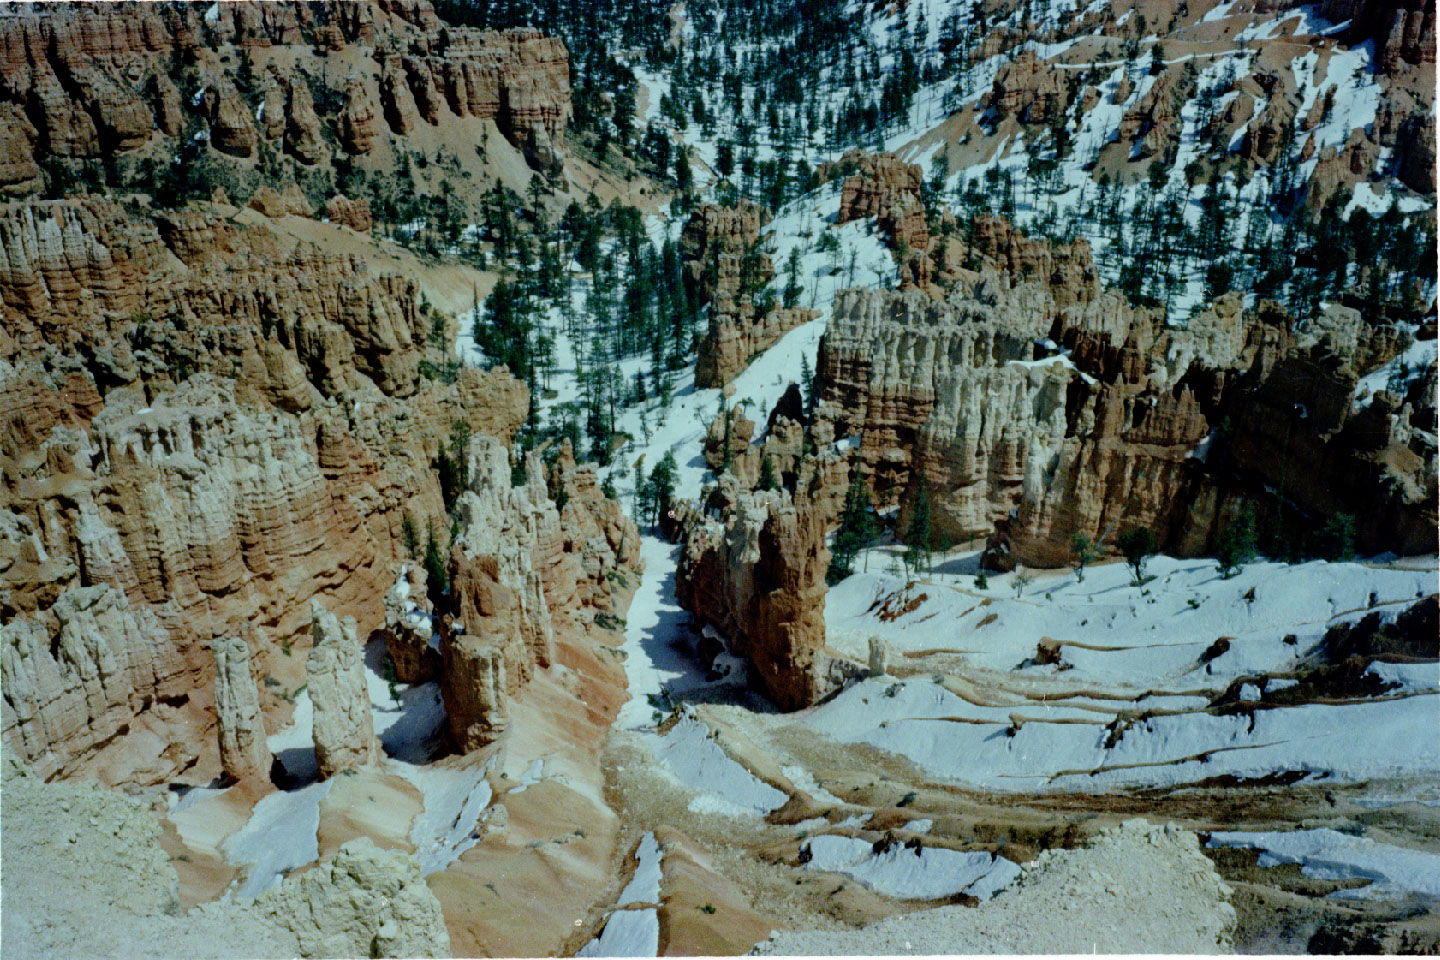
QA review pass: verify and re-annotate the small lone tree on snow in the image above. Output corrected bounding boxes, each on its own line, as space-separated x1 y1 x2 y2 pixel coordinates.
1117 526 1156 585
1215 506 1256 579
1070 533 1096 582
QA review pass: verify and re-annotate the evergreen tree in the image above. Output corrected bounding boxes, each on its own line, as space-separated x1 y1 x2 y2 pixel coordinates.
1118 527 1156 584
758 454 779 491
401 513 419 560
647 450 679 527
1070 533 1096 582
1312 513 1356 562
827 469 878 585
1215 506 1256 579
423 518 449 608
800 354 816 418
904 468 932 576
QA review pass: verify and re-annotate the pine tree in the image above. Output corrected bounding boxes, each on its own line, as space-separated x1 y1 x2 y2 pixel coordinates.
827 469 877 585
1215 506 1256 579
424 518 449 608
800 354 815 419
1118 526 1156 584
758 454 779 491
648 451 678 527
401 513 419 560
904 468 932 576
1070 533 1096 582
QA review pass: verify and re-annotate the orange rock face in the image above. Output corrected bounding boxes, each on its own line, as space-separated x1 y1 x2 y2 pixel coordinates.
0 1 573 187
813 278 1436 571
0 196 530 785
674 481 833 710
324 194 374 234
679 201 816 387
442 440 639 753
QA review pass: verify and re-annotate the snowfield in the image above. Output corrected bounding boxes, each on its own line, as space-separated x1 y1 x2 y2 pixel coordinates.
1207 828 1440 901
802 834 1022 901
809 554 1438 792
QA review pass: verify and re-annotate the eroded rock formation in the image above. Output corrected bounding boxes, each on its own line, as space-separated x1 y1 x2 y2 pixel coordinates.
307 600 378 778
441 438 639 752
210 631 272 783
812 282 1436 568
4 752 451 958
680 201 819 386
674 480 832 710
0 0 572 190
0 195 528 785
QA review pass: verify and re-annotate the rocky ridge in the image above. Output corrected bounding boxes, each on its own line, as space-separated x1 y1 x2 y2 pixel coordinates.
682 200 819 387
1 750 451 958
813 281 1435 568
673 477 833 710
0 194 530 785
0 0 572 193
444 437 640 751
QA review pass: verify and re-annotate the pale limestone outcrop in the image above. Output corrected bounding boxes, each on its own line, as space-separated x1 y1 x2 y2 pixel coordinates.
441 634 508 751
441 437 639 752
0 3 570 174
283 78 327 165
210 631 272 783
0 196 531 786
251 837 451 958
677 200 821 386
324 194 374 233
339 75 380 155
307 600 378 778
1 584 186 784
4 753 450 958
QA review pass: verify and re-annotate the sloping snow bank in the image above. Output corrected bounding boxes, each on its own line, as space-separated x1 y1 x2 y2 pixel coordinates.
650 712 786 817
223 780 333 898
401 762 493 877
576 908 659 958
1207 829 1440 900
757 820 1235 954
802 835 1021 901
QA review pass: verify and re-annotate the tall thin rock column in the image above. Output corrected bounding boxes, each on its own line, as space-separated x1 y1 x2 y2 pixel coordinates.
307 600 378 778
211 630 273 783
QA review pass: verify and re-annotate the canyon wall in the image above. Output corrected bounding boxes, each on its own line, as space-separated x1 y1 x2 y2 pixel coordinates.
682 200 819 387
813 283 1436 568
443 438 639 751
0 0 571 193
0 194 528 785
673 478 833 710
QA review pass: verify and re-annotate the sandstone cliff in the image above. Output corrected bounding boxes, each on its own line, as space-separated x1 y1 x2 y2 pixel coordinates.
0 0 572 196
0 195 529 785
680 201 820 387
442 438 639 752
812 283 1435 568
674 480 832 710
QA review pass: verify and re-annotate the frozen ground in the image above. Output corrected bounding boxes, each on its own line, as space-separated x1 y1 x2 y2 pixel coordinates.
650 712 787 817
809 553 1438 792
576 834 666 958
1208 828 1440 901
801 834 1022 901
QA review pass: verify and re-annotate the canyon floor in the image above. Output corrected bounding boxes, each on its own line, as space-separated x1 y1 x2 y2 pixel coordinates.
3 0 1438 955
